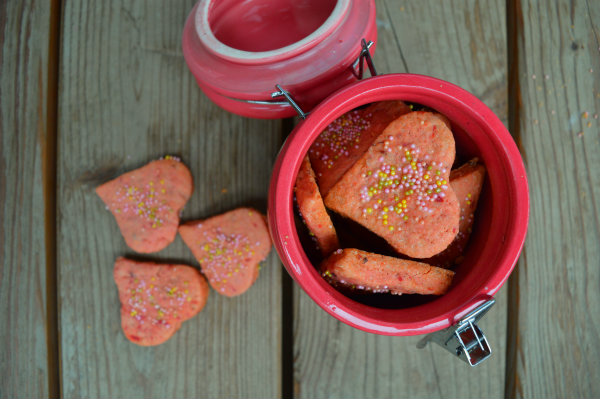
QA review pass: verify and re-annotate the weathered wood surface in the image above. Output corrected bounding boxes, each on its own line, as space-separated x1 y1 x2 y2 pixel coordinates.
0 1 53 398
3 0 600 397
57 1 284 397
293 1 509 398
510 0 600 397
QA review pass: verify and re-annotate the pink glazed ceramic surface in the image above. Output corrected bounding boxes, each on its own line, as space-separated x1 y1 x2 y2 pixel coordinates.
268 74 529 335
182 0 377 118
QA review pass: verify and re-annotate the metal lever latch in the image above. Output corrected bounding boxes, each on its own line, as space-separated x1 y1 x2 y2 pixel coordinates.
416 298 495 367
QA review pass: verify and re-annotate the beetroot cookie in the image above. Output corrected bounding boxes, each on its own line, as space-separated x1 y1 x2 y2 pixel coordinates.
324 111 460 258
295 156 340 256
178 208 272 297
321 248 454 295
309 100 411 196
426 159 486 268
113 257 209 346
96 157 193 253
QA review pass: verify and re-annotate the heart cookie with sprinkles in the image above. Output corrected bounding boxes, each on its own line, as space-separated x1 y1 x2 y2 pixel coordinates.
295 155 340 256
425 158 486 268
178 208 272 297
96 157 193 253
324 111 460 258
113 257 209 346
308 100 411 197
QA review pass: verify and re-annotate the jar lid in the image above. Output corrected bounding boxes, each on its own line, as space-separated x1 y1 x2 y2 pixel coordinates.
182 0 377 118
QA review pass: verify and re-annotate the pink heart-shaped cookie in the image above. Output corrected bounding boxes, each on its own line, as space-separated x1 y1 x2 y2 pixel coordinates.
179 208 272 297
325 111 460 258
96 158 193 253
113 257 209 346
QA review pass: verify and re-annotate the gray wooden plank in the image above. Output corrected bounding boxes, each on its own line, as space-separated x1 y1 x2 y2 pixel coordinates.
0 1 53 397
512 1 600 397
58 1 283 397
293 1 509 398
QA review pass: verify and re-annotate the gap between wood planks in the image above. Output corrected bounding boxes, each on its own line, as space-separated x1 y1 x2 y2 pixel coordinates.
43 0 61 398
280 117 296 399
505 0 522 397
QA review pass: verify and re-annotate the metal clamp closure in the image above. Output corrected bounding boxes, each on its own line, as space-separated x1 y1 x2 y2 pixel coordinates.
416 298 495 367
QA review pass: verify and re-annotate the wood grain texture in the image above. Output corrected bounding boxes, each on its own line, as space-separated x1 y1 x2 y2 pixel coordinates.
512 0 600 397
293 1 509 398
58 1 283 397
0 1 52 397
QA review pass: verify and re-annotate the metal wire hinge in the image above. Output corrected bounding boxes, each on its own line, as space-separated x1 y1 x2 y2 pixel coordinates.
416 298 495 367
271 38 377 119
352 38 377 79
271 84 308 119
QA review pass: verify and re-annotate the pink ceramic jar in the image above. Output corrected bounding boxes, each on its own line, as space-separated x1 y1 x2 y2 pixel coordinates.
268 74 529 335
182 0 377 118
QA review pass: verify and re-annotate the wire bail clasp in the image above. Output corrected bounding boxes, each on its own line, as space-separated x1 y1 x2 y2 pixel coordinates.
271 84 308 119
352 38 377 79
272 38 378 119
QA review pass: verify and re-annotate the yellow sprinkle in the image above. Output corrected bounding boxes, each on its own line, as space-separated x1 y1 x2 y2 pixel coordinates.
382 220 388 225
377 199 382 204
137 202 144 207
403 215 409 221
441 180 447 185
149 284 154 289
423 174 429 180
115 208 121 213
467 193 472 198
234 268 239 273
149 181 154 186
187 297 191 302
466 200 472 205
227 272 232 277
157 310 164 318
367 171 372 176
436 170 441 175
130 310 137 317
184 289 189 294
161 189 166 194
436 181 442 186
382 214 388 219
389 226 394 231
160 179 165 185
151 277 155 281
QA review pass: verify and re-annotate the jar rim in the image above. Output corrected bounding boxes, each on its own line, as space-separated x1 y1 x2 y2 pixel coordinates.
195 0 351 65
